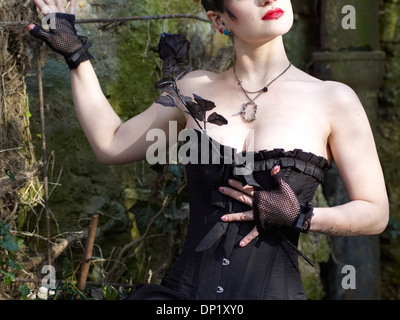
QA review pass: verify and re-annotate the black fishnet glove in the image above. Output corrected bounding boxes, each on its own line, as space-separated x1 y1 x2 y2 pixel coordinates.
29 13 93 69
253 171 314 233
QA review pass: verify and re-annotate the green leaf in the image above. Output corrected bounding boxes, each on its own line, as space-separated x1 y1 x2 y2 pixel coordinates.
1 269 16 285
102 285 119 300
0 233 19 252
15 238 25 249
168 164 184 181
4 169 16 182
0 222 19 252
5 256 23 271
0 221 8 234
18 284 31 300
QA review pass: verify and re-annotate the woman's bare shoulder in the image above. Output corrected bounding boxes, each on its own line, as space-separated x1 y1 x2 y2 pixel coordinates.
294 68 361 109
183 69 220 79
177 69 222 93
319 80 362 113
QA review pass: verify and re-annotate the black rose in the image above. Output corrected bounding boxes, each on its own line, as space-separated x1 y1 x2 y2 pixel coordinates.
155 32 228 130
157 33 190 63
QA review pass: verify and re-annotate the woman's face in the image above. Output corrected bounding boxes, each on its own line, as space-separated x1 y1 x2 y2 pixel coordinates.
223 0 294 44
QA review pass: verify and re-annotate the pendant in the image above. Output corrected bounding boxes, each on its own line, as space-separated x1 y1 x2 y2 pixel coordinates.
240 102 257 123
232 102 257 123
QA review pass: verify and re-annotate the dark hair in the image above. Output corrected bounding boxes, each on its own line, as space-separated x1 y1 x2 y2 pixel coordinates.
200 0 237 20
200 0 225 12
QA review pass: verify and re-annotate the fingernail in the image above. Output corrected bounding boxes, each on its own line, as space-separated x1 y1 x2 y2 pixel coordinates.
239 241 246 247
271 165 280 175
221 216 228 221
219 187 225 193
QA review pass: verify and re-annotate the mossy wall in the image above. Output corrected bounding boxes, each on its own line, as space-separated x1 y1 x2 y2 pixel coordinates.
378 0 400 300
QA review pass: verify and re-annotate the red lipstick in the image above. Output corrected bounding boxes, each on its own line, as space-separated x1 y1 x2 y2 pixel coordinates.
262 8 284 20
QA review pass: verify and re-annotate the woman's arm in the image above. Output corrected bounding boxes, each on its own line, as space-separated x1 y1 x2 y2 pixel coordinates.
309 82 389 235
29 0 186 165
71 61 186 164
218 82 389 246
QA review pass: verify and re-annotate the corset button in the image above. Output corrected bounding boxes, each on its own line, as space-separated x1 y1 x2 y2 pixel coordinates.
222 258 230 266
217 286 224 294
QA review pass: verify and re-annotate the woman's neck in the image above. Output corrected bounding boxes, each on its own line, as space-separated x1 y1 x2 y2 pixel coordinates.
232 36 291 91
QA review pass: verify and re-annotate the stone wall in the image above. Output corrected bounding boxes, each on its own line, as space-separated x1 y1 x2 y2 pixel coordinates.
378 0 400 300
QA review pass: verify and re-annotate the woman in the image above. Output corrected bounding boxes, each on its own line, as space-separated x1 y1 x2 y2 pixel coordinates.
28 0 389 300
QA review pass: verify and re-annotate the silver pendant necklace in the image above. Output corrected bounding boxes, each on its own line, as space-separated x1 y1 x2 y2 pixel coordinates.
232 62 292 123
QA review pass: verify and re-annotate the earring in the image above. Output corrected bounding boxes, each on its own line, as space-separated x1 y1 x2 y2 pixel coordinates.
219 26 232 36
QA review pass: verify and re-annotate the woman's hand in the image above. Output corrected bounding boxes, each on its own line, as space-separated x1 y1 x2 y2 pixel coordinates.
28 0 93 69
219 165 281 247
29 0 76 20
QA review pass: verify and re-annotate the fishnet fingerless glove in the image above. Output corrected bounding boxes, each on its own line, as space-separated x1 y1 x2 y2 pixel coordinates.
253 172 314 233
29 13 93 69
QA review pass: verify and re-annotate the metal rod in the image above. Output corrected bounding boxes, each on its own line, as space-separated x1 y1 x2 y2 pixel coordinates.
0 14 208 28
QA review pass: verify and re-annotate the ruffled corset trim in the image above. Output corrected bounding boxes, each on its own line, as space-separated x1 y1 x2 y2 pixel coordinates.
187 129 331 183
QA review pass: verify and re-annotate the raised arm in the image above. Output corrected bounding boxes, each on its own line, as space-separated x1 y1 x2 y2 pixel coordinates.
29 0 186 164
71 61 186 164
